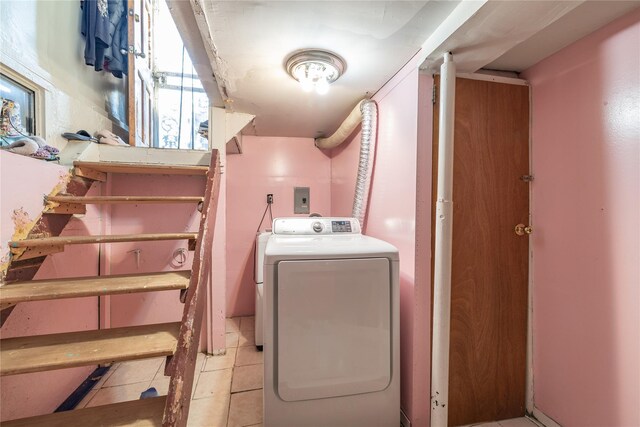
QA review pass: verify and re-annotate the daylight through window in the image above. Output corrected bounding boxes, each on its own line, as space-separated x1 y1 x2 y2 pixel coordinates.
0 73 36 143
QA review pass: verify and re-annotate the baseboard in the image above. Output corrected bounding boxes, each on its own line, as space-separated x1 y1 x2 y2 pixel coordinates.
400 409 411 427
531 407 562 427
210 347 227 356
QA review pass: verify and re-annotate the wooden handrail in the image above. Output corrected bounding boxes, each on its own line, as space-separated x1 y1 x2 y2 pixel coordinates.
162 150 221 426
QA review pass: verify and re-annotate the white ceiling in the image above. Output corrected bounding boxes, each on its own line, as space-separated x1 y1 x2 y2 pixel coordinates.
487 1 640 72
193 0 640 139
202 1 460 137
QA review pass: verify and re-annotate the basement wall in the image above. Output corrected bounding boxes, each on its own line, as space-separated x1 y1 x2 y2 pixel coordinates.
103 174 205 329
0 152 101 422
523 9 640 427
330 58 432 427
0 0 124 149
225 136 332 317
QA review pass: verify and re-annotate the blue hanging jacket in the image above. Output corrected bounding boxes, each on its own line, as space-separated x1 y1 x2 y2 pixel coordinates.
81 0 111 71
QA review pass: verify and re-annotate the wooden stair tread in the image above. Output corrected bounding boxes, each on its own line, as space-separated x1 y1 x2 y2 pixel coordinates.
0 322 180 376
47 195 204 204
2 396 166 427
0 271 190 305
74 161 208 176
9 233 197 248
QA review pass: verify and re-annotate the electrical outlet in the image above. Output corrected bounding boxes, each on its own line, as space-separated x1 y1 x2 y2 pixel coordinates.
267 194 274 204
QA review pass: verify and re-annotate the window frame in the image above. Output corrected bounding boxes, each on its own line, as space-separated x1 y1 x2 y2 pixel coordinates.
0 65 44 138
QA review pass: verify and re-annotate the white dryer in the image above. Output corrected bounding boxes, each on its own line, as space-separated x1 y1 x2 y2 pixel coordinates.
254 231 271 350
264 217 399 427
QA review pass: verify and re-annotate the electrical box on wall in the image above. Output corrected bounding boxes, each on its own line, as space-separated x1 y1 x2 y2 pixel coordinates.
294 187 310 214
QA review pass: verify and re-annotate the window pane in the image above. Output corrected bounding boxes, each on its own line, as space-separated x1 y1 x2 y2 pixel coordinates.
163 74 204 91
154 0 208 151
1 74 36 137
157 86 208 150
155 0 195 74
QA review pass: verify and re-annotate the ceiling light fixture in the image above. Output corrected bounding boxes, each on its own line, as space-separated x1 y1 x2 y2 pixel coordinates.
286 49 346 95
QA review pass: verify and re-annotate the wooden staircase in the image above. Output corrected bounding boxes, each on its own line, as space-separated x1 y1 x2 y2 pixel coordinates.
1 322 180 376
0 152 221 426
0 271 189 305
73 161 209 180
9 233 198 261
44 195 204 215
2 396 167 427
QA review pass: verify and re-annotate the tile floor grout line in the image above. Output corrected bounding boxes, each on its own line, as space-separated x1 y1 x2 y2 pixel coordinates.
224 364 234 427
82 317 261 426
80 312 560 427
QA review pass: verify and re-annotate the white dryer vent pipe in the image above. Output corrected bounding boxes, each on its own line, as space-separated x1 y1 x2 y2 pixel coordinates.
315 99 378 227
315 100 366 150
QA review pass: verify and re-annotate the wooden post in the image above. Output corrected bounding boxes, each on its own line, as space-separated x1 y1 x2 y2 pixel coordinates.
162 150 220 426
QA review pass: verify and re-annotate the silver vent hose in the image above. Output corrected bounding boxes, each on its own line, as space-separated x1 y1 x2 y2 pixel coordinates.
314 99 378 227
351 100 377 227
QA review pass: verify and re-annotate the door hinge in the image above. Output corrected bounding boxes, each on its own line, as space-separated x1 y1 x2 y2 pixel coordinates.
432 85 437 105
520 175 534 182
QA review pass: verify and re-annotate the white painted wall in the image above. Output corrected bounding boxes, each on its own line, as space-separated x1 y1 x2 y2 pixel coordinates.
0 0 125 150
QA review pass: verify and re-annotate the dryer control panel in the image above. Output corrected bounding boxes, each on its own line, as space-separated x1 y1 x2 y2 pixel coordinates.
273 217 361 235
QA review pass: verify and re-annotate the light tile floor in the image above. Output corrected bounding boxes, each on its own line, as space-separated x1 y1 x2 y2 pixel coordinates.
80 315 538 427
79 316 263 427
470 417 541 427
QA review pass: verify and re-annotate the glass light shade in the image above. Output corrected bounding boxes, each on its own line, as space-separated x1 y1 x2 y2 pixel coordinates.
315 78 330 95
286 49 346 95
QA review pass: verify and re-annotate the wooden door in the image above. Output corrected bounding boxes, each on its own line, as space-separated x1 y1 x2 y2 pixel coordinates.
432 77 530 426
127 0 154 146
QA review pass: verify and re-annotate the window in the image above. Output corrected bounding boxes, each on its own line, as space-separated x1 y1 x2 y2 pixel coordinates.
152 0 208 150
0 73 36 141
155 72 209 150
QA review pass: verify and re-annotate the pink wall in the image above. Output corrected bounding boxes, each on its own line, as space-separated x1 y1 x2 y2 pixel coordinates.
105 174 205 328
330 59 432 426
0 152 100 421
226 136 332 317
523 10 640 427
413 73 434 427
330 127 361 217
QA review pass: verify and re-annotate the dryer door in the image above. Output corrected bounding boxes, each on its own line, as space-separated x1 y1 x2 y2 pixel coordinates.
276 257 391 402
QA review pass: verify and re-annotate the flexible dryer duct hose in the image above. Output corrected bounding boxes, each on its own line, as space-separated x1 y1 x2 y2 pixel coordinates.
315 99 378 227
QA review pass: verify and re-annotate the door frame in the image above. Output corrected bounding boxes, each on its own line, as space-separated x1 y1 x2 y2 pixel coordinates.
429 71 535 425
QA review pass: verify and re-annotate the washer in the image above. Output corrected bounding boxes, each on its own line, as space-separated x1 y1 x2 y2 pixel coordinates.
255 231 271 350
264 217 399 427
